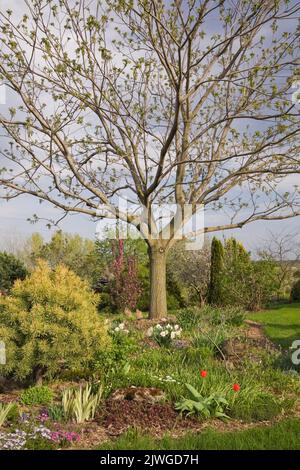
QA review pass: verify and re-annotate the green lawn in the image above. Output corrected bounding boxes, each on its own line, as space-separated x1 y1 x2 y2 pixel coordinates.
98 418 300 450
248 302 300 349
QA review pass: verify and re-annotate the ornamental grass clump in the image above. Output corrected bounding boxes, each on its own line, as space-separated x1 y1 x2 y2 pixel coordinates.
0 403 15 427
62 383 103 423
0 260 110 382
147 323 182 347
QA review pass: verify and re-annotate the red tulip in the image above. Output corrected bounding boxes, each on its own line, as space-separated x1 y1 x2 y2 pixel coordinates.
200 370 207 378
233 383 240 392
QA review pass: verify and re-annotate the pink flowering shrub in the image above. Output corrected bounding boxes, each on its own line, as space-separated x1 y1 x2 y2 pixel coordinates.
110 239 142 311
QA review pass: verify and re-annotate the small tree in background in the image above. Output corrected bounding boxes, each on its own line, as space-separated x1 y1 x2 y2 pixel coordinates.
20 231 103 287
210 237 277 310
0 252 27 293
247 259 278 311
291 270 300 301
220 238 252 306
110 239 142 312
0 260 110 383
167 241 210 308
258 231 300 300
208 238 224 306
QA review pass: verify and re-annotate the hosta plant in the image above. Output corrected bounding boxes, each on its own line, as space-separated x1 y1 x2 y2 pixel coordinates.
62 384 103 423
175 384 229 420
0 402 15 427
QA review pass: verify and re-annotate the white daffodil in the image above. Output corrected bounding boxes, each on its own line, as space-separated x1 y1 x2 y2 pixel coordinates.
147 327 153 337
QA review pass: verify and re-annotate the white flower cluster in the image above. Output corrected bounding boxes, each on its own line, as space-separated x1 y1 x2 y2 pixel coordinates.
112 322 129 334
0 426 52 450
153 374 180 384
147 323 182 340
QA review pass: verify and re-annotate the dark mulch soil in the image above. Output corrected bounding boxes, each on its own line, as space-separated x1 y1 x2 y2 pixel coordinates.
102 399 201 437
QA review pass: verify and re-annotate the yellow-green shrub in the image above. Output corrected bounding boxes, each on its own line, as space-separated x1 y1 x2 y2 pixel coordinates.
0 260 110 382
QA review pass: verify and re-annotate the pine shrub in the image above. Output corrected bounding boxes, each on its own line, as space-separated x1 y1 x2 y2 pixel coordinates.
0 261 110 382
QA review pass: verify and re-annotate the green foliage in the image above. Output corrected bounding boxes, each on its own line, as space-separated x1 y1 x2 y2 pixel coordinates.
22 231 103 288
246 259 278 310
219 238 252 307
205 305 245 327
25 437 55 450
208 237 224 305
5 403 19 423
166 271 186 310
0 402 15 426
94 330 138 391
175 384 229 419
20 386 53 406
176 305 245 331
0 252 27 293
176 306 203 330
291 279 300 301
230 388 292 422
48 404 65 422
62 384 103 423
0 261 110 382
208 237 277 310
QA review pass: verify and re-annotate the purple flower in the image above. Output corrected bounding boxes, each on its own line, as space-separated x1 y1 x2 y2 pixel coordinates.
38 411 49 423
20 412 30 423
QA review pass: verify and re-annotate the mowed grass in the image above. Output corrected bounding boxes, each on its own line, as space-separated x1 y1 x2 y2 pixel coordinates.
98 418 300 450
248 303 300 349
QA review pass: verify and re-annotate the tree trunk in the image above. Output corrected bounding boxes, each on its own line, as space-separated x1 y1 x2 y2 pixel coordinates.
149 246 167 319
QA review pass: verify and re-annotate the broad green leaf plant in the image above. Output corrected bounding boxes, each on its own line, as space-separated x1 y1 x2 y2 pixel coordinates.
175 384 229 420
